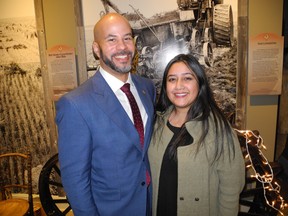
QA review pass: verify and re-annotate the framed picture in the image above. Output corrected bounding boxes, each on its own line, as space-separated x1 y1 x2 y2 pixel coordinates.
82 0 240 123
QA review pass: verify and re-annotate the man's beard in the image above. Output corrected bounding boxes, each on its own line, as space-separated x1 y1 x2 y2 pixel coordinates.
100 49 134 74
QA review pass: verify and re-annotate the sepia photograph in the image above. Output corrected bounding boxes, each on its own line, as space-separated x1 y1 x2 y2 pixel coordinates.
83 0 238 121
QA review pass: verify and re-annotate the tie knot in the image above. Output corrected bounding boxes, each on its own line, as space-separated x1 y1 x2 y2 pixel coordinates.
121 83 131 93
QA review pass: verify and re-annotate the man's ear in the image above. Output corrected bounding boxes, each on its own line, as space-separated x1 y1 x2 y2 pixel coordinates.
92 42 100 60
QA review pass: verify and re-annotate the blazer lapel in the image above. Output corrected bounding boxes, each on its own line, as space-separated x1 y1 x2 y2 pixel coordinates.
91 72 142 152
132 76 154 154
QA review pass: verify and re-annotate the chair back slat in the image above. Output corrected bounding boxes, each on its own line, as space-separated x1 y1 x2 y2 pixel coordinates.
0 153 34 216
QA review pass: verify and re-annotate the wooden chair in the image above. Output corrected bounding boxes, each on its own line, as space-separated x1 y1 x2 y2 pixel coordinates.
0 152 34 216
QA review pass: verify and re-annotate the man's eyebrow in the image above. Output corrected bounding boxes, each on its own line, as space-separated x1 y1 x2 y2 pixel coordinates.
105 34 117 39
125 33 133 37
104 33 133 39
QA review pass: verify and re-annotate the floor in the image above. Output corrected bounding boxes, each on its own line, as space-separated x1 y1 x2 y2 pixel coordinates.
9 194 288 216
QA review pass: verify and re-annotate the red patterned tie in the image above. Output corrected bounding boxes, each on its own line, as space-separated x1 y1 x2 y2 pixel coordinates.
121 83 150 185
121 83 144 147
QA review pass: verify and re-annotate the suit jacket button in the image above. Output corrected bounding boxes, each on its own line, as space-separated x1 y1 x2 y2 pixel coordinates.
179 197 184 200
141 181 145 186
195 197 200 201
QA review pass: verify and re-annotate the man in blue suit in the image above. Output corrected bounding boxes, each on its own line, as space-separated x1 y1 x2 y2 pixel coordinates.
56 13 156 216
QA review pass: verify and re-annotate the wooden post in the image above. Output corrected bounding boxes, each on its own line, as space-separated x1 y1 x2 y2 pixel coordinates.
235 0 248 129
34 0 58 155
73 0 88 85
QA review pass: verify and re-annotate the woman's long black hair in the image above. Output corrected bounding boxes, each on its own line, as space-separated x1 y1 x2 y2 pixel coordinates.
155 54 235 162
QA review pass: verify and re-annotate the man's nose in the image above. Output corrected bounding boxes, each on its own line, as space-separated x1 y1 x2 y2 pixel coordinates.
117 39 127 49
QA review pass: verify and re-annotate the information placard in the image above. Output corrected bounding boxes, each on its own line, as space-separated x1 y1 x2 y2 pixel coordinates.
248 33 284 95
47 45 78 100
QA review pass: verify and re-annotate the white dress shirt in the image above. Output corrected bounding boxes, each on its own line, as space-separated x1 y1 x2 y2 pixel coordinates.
99 67 148 133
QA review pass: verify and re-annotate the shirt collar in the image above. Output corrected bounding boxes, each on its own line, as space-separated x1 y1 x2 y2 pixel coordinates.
99 67 134 93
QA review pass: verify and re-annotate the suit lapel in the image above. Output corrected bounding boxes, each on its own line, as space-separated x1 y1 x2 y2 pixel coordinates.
91 72 142 152
132 76 154 154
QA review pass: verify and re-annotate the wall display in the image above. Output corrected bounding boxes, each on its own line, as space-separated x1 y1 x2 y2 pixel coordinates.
82 0 239 120
0 0 40 72
248 32 284 95
47 45 78 100
0 0 51 192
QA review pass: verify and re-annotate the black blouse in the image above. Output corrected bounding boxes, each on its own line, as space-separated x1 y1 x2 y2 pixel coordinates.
157 121 193 216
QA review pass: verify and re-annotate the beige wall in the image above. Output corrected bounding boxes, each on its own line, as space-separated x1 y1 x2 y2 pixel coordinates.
42 0 77 50
247 0 283 161
40 0 87 85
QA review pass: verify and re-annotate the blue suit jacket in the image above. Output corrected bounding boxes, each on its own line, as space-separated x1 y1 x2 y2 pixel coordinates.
56 71 156 216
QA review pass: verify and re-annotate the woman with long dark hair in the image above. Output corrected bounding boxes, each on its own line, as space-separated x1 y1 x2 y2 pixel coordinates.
148 54 245 216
